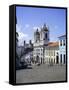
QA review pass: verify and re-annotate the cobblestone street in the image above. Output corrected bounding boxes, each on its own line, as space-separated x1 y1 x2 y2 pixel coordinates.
16 64 66 83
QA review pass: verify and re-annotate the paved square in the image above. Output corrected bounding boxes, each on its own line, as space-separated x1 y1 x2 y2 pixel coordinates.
16 64 66 83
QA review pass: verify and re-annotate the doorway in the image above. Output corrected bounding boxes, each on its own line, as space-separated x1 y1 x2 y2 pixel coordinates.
56 55 59 64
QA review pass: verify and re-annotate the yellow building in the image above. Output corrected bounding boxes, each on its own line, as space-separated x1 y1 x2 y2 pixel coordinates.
44 42 59 64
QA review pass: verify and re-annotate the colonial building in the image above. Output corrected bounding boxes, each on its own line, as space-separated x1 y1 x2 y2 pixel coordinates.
33 24 66 65
58 35 66 64
33 24 50 64
44 42 59 64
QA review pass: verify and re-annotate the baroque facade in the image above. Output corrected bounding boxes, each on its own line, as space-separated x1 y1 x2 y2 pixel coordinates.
33 24 50 64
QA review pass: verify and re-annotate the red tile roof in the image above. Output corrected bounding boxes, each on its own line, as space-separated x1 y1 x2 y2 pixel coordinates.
48 42 59 47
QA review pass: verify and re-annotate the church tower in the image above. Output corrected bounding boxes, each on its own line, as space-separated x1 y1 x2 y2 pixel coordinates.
40 23 49 45
34 28 40 43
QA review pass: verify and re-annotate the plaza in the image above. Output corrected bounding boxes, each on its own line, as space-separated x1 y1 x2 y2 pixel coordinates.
16 64 66 83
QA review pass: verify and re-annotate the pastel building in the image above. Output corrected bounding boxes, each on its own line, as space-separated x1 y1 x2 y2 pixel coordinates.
58 35 66 64
44 42 59 64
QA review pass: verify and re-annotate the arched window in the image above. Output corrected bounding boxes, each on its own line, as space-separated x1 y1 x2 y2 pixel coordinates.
63 40 65 46
60 40 62 46
45 33 47 39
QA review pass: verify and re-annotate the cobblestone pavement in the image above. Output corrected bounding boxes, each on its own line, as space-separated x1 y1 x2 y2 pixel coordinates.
16 64 66 83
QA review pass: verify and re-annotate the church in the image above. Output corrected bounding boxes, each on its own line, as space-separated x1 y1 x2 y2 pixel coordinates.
33 24 50 64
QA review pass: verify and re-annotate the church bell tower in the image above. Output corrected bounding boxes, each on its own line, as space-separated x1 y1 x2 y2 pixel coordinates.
40 23 49 45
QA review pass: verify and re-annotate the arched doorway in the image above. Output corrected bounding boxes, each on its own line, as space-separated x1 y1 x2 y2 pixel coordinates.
36 55 39 63
60 54 62 64
56 55 59 64
64 54 66 64
56 52 59 64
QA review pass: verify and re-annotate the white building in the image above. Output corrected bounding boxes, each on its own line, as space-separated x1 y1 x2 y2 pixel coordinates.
33 24 50 64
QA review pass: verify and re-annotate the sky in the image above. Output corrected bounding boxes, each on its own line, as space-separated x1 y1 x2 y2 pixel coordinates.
16 6 66 46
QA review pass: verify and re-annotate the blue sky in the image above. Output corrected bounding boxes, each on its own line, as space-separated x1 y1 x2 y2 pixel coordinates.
16 6 66 46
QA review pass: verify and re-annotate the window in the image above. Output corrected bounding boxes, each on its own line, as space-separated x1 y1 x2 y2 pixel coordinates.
56 55 59 64
60 40 62 46
60 54 62 64
54 58 55 63
63 40 65 46
45 33 47 39
54 51 55 56
64 54 66 64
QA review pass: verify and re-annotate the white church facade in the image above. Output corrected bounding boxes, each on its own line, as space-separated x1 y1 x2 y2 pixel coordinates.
33 24 50 64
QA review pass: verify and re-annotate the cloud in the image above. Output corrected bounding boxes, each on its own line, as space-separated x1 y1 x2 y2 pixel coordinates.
18 32 28 40
18 32 29 46
16 24 22 32
16 24 30 32
16 24 29 46
16 24 32 46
